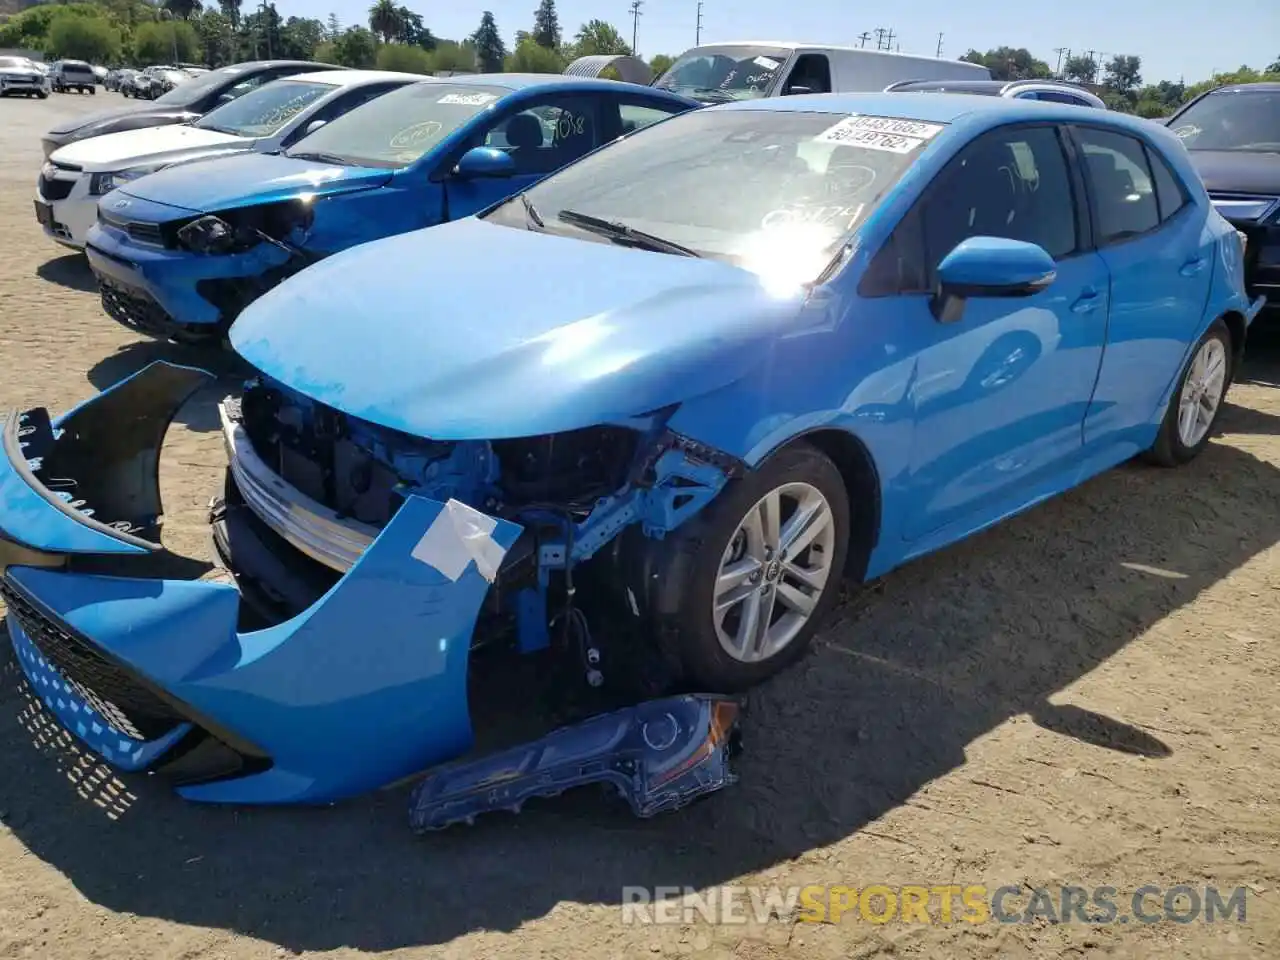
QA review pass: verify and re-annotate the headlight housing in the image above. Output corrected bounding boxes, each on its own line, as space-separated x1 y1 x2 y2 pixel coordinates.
176 215 258 255
90 165 165 196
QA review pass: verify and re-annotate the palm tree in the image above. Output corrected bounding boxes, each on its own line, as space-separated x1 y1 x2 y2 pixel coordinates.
368 0 402 44
219 0 243 30
163 0 204 20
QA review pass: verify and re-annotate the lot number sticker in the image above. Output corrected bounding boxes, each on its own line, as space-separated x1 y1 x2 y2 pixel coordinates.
815 115 945 153
438 92 497 106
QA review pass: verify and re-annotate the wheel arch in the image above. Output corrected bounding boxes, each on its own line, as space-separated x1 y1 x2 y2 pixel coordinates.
1220 309 1247 372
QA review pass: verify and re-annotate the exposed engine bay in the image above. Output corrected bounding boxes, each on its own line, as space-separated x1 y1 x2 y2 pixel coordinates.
215 374 743 673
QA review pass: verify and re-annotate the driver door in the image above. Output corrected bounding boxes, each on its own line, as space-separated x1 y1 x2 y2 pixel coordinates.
444 94 604 221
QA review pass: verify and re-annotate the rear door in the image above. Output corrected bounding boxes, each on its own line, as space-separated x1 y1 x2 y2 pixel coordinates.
1070 124 1215 448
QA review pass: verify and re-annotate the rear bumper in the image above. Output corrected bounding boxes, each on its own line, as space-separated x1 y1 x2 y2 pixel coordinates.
1 362 522 804
84 220 292 337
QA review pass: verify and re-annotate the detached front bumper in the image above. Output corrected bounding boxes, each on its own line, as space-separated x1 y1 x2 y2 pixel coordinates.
84 213 292 341
1 362 522 804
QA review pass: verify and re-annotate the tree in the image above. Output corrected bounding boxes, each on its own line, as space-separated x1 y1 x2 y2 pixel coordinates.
133 20 198 63
395 7 435 49
332 25 377 67
280 16 325 60
1269 56 1280 74
368 0 401 44
218 0 241 29
376 42 431 73
470 11 506 72
1063 54 1098 84
162 0 203 21
960 46 1050 82
47 15 121 62
532 0 560 50
648 53 674 77
195 9 234 66
505 36 563 73
1102 54 1142 95
424 39 477 73
570 19 629 58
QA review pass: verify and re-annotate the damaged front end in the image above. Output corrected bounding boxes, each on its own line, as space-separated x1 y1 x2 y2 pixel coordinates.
2 362 744 806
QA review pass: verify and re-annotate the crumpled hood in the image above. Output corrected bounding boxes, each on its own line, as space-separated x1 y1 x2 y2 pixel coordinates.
231 218 807 440
49 124 247 171
1188 150 1280 197
118 151 393 213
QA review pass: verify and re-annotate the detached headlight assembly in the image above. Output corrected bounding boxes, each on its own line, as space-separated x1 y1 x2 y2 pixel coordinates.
89 165 164 196
176 215 250 254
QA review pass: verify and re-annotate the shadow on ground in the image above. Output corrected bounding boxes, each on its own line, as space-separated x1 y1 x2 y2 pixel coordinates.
86 339 250 433
36 253 95 294
3 406 1280 950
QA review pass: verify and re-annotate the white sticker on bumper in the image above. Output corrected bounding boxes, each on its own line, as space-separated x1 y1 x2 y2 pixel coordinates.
411 498 509 583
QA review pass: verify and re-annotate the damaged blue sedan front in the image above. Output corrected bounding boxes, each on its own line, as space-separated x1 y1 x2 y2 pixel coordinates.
3 93 1260 805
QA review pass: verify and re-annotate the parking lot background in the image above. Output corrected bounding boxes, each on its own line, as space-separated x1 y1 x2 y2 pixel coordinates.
1 93 1278 960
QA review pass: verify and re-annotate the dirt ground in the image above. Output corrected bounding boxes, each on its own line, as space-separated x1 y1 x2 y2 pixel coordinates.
1 93 1279 960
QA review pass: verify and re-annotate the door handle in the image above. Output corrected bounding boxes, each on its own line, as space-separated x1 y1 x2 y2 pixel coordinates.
1071 287 1101 314
1179 257 1207 277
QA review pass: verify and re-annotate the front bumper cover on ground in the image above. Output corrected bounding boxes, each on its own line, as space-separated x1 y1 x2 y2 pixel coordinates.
0 362 523 804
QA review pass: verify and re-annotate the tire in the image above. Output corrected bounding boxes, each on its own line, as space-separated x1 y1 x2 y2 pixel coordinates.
633 441 851 691
1145 319 1233 467
37 92 48 100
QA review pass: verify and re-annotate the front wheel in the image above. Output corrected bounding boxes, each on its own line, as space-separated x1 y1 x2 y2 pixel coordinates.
645 442 851 691
1146 319 1233 466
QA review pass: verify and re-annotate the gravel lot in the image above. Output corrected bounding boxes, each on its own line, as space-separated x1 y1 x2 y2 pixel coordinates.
1 92 1279 960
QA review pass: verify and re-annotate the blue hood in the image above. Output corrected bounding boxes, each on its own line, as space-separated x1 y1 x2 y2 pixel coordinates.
119 152 393 213
231 218 807 440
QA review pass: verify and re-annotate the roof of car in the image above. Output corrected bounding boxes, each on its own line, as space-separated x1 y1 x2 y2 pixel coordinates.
437 72 685 96
288 69 431 86
1212 82 1280 93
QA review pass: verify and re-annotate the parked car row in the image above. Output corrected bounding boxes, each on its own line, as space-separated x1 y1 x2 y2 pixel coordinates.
0 55 50 98
0 49 1272 806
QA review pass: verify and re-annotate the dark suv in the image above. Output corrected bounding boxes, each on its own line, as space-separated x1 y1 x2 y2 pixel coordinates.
41 59 347 157
50 60 98 95
1167 82 1280 316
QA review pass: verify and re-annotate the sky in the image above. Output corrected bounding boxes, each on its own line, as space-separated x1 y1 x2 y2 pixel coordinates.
286 0 1278 86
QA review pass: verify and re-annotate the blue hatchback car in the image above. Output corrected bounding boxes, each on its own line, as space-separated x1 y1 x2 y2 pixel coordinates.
82 73 699 342
1 94 1265 804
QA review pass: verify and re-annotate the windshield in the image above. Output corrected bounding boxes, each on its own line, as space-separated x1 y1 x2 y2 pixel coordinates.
285 82 500 168
654 45 792 102
1170 89 1280 152
487 109 939 288
194 80 332 138
156 63 255 106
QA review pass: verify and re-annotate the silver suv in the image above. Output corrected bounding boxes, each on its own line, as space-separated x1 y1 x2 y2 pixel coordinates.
884 78 1106 109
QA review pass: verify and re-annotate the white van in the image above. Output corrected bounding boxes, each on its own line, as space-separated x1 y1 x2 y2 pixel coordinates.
652 41 990 104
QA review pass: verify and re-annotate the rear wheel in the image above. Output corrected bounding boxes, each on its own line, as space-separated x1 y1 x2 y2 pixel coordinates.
1146 319 1232 466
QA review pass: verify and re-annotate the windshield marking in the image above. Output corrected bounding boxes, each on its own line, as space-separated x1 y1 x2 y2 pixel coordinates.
438 92 497 106
815 115 946 153
753 56 781 70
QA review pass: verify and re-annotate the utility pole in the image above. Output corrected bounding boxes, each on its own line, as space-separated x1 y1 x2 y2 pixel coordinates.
856 31 871 49
260 0 273 59
695 1 703 46
935 32 943 58
873 27 887 50
885 29 896 52
629 0 644 55
1053 47 1067 77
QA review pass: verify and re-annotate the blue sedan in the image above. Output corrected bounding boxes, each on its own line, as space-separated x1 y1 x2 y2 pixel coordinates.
0 93 1264 804
81 74 699 343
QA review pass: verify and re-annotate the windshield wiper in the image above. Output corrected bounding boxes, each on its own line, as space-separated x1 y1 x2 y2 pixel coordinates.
691 87 738 102
557 209 701 258
520 193 545 229
288 151 349 165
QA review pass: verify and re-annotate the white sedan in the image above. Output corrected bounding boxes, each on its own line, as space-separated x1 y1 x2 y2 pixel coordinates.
35 69 427 249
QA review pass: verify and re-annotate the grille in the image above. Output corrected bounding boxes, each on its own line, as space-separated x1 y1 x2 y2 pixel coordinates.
1 576 182 741
97 208 167 247
98 279 175 338
38 174 73 201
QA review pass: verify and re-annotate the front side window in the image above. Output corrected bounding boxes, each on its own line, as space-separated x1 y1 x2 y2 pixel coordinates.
194 80 334 138
286 83 504 169
1073 126 1160 242
477 96 601 175
618 101 686 134
485 109 941 288
155 63 262 106
653 45 792 103
1169 89 1280 152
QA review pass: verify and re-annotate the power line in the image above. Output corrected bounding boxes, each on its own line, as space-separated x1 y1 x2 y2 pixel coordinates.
695 0 703 46
856 31 871 49
1053 47 1067 77
628 0 644 55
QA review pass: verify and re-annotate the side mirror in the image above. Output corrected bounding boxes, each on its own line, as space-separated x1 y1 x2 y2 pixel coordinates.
303 118 327 136
216 92 235 105
453 146 516 179
931 237 1056 323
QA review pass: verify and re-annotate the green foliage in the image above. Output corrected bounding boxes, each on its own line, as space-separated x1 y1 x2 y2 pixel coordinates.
1102 54 1142 94
367 0 398 43
195 8 233 65
532 0 560 50
569 18 629 58
280 16 325 60
424 38 476 73
375 41 431 73
331 24 377 67
960 46 1051 82
1062 54 1098 84
162 0 203 20
648 53 674 77
47 14 122 61
1182 65 1280 103
470 10 505 72
505 35 563 73
133 20 198 64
